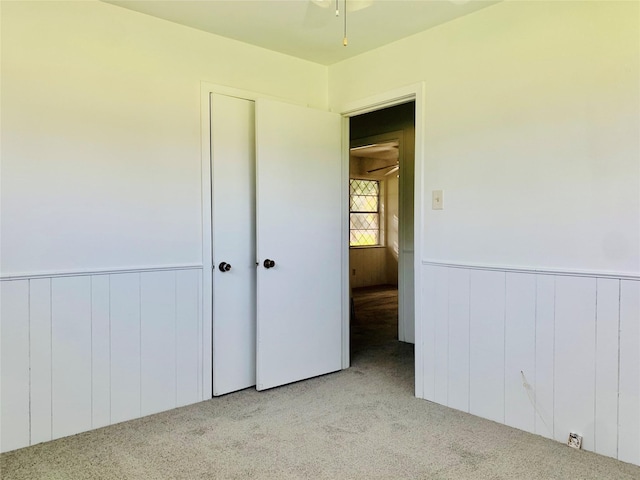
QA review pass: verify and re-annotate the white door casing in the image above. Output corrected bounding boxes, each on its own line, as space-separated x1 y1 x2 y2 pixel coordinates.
211 94 257 396
255 98 343 391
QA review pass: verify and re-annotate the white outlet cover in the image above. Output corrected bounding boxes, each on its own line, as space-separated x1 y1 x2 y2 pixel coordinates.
432 190 443 210
567 433 583 449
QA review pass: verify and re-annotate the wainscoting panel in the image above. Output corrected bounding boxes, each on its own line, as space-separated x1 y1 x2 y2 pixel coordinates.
554 276 597 451
0 266 203 453
469 269 505 424
141 272 177 416
91 275 111 429
0 280 30 452
110 273 142 425
433 266 449 406
30 278 52 444
420 262 640 466
52 276 93 440
504 273 536 433
594 278 620 459
176 270 201 407
447 267 470 413
420 265 437 401
349 247 387 288
534 274 555 440
618 280 639 466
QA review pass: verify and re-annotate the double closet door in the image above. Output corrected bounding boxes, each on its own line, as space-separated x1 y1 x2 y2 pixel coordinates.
210 93 343 395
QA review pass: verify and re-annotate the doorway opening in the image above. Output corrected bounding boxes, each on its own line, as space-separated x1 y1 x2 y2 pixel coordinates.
348 102 416 365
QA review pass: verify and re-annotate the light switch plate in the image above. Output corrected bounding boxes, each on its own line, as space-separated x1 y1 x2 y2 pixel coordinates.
432 190 443 210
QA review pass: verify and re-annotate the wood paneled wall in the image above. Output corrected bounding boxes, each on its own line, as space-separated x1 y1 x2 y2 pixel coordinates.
0 268 202 453
349 247 387 288
420 263 640 465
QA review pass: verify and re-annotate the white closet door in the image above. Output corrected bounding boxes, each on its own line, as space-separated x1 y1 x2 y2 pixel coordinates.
211 93 256 396
255 98 343 391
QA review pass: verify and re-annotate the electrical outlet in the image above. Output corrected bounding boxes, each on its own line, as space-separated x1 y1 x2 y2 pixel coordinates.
567 433 583 449
432 190 443 210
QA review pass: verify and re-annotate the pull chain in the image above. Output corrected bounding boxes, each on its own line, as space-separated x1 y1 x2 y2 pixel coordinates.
343 0 348 46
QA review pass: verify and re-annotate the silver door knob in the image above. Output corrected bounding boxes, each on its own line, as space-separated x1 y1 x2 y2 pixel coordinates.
218 262 232 272
263 259 275 269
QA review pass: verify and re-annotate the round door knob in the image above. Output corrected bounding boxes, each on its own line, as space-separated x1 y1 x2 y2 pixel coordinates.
263 259 276 269
218 262 232 272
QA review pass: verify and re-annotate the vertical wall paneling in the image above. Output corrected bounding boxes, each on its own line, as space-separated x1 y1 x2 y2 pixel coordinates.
447 267 470 412
419 263 639 465
401 251 415 344
91 275 111 428
0 280 30 452
594 278 620 458
349 248 388 288
421 266 437 400
534 274 555 439
618 280 639 465
1 267 203 453
554 276 597 450
201 268 211 401
51 276 92 439
29 278 52 444
433 266 449 405
469 270 506 423
140 272 177 416
176 270 200 407
110 273 141 424
504 273 536 432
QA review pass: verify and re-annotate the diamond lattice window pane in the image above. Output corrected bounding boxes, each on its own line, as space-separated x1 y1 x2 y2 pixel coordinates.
350 214 379 246
350 195 378 212
350 213 379 230
349 179 380 246
349 229 379 246
350 179 379 197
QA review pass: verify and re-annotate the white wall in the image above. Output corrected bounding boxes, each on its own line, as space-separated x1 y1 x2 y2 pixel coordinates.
1 0 326 276
330 0 640 466
330 0 639 275
0 0 327 453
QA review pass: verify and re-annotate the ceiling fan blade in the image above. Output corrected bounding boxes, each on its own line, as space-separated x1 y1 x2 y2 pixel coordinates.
367 163 398 174
384 166 399 176
348 0 373 13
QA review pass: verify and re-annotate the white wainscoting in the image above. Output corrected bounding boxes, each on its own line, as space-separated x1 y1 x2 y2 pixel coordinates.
0 267 202 453
420 262 640 466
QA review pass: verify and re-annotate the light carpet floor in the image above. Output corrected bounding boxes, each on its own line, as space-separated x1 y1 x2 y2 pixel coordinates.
2 286 639 479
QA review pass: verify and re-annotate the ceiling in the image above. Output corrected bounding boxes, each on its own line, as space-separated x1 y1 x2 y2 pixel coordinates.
104 0 499 65
350 141 399 178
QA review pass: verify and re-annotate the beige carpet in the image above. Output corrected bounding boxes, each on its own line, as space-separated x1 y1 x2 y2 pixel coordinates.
2 286 639 479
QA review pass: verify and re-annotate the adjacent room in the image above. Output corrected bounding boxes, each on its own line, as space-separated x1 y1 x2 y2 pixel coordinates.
349 102 416 360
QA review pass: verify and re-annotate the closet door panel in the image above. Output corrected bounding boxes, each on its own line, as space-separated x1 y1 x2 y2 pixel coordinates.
255 98 342 391
211 93 257 396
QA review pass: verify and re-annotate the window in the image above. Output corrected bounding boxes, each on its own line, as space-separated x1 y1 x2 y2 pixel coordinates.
350 179 380 246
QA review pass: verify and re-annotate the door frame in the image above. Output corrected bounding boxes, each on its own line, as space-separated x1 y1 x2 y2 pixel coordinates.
201 81 426 399
336 82 426 397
